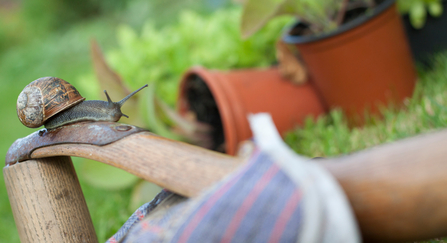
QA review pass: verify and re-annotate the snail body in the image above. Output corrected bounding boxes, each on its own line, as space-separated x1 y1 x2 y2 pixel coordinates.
44 100 125 129
17 77 148 129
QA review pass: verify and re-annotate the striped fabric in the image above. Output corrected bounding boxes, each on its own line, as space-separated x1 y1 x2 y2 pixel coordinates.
170 150 303 243
112 150 305 243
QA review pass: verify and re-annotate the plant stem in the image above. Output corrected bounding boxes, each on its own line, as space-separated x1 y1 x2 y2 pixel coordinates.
335 0 350 25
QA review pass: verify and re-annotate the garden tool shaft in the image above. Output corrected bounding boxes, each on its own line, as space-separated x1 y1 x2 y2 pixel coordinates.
5 121 447 242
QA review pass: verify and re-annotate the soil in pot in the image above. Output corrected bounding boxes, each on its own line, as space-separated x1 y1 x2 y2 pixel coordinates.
184 75 225 152
343 0 386 23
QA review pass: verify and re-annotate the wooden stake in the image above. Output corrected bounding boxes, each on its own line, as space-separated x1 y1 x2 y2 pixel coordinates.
3 157 97 243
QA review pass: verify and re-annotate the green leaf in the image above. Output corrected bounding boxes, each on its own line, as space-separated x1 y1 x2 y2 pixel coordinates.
410 1 427 29
277 0 300 15
397 0 418 14
428 1 443 17
116 24 138 50
141 83 183 140
80 159 140 190
240 0 287 39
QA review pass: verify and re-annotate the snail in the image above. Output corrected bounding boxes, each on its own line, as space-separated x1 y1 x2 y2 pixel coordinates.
17 77 148 130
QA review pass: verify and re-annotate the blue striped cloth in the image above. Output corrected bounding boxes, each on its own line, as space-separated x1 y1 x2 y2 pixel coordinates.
170 150 303 243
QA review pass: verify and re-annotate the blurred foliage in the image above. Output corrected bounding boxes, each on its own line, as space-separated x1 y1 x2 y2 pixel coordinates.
0 0 229 52
239 0 376 38
240 0 344 38
20 0 129 33
397 0 443 29
79 7 293 106
0 0 130 51
80 160 141 190
129 180 163 211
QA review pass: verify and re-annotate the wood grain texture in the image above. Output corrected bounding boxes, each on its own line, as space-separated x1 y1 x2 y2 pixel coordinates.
3 156 97 243
31 132 243 197
322 129 447 242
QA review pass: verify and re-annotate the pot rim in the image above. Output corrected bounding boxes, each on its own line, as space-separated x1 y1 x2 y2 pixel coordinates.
282 0 395 44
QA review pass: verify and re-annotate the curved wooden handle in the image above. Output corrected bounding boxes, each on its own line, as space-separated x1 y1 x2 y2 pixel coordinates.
322 129 447 242
30 132 243 197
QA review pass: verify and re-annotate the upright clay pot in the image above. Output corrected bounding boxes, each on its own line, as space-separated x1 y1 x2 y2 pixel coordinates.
177 67 326 155
283 0 416 123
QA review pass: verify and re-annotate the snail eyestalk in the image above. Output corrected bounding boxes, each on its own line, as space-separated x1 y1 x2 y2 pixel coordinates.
104 90 113 104
117 84 149 107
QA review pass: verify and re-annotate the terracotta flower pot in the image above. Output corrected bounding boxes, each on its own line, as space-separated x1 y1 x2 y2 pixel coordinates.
177 67 326 155
283 0 417 123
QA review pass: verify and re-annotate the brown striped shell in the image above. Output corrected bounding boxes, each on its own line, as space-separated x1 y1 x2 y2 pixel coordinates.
17 77 85 128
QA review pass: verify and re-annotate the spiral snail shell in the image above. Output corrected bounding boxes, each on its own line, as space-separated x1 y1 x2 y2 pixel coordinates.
17 77 85 128
17 77 147 129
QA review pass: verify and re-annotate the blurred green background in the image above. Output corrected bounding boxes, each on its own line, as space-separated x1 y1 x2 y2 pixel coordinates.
2 0 447 242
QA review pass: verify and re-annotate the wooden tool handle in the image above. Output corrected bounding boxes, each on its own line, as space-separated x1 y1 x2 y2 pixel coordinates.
322 129 447 242
4 157 97 243
30 132 243 197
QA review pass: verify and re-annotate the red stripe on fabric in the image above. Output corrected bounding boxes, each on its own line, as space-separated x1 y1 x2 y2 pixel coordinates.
220 164 280 243
141 221 163 233
136 210 144 220
107 237 117 243
176 150 260 243
268 189 303 242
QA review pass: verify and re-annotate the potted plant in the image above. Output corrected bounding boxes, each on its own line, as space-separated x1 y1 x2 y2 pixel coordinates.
398 0 447 65
241 0 417 124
